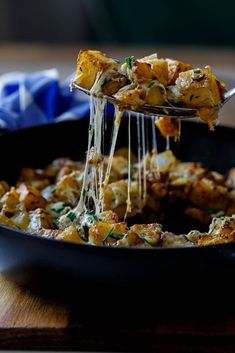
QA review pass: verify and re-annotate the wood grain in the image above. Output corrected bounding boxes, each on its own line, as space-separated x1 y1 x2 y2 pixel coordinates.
0 274 69 328
0 274 235 351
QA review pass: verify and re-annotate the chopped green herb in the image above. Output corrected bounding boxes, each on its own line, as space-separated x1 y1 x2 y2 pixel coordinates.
52 218 59 227
102 227 114 243
48 185 56 193
139 235 152 247
103 228 125 244
110 233 126 240
51 202 67 214
192 69 205 81
67 211 76 221
148 81 155 88
100 78 107 87
114 59 120 64
86 213 99 226
125 56 135 70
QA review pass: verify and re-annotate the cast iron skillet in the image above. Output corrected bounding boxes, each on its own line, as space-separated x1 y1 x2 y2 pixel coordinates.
0 119 235 300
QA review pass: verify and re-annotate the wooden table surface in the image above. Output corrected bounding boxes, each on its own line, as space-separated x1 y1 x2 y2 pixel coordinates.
0 274 235 352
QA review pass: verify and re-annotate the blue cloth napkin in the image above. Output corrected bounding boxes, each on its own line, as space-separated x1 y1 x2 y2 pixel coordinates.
0 69 93 131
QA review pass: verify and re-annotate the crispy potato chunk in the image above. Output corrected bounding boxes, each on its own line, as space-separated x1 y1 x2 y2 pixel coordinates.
55 225 84 244
55 171 82 206
128 223 162 247
89 221 128 245
115 85 145 108
104 180 139 218
98 210 119 224
166 58 193 85
155 117 180 139
0 187 19 215
161 232 193 247
198 216 235 246
114 148 137 163
0 181 10 198
17 183 46 211
175 66 226 128
45 158 82 179
28 208 52 232
10 205 29 230
145 85 165 105
75 49 119 90
131 55 168 86
149 150 177 173
99 72 129 96
189 177 230 211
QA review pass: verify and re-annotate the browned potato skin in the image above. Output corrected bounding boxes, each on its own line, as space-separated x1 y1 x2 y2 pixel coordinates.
198 217 235 246
17 183 46 211
55 225 84 244
115 86 146 108
145 85 165 105
75 49 119 90
132 58 168 86
129 223 162 246
55 171 82 206
0 181 10 198
89 221 128 245
100 72 129 96
189 177 230 211
28 208 52 232
0 187 19 215
166 58 193 85
45 158 83 179
155 117 180 139
114 148 137 163
175 66 226 128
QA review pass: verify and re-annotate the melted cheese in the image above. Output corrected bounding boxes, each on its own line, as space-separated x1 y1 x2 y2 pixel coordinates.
124 112 132 218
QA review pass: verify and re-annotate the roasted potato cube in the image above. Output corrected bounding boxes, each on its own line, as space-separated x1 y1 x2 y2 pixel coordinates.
129 223 162 247
114 148 137 163
89 221 128 245
131 55 168 86
104 180 140 218
56 225 84 244
17 183 46 211
45 158 82 179
189 178 230 211
0 181 10 198
55 171 82 206
198 216 235 246
28 209 52 232
145 85 165 105
175 66 226 128
100 72 129 96
155 117 180 139
75 49 119 90
161 231 193 247
166 58 193 85
0 187 19 214
98 210 119 224
149 150 177 173
10 208 29 230
115 85 145 107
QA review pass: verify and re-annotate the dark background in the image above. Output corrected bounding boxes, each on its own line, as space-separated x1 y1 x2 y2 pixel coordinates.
0 0 234 46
